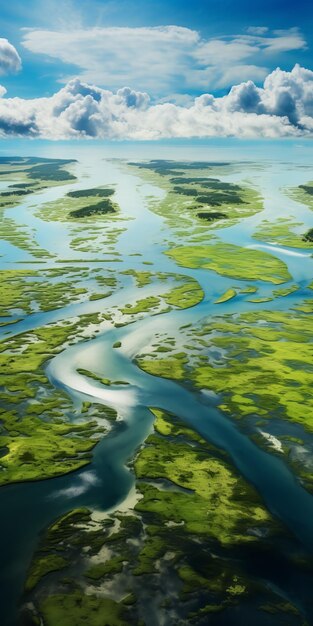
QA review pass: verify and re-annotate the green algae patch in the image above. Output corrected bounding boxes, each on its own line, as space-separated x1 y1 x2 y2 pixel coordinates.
39 592 128 626
215 288 237 304
165 242 291 284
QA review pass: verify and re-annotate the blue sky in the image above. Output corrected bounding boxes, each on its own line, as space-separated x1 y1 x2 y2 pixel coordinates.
1 0 312 98
0 0 312 140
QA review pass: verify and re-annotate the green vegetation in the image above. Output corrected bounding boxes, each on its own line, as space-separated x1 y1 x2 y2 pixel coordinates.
25 555 68 591
37 187 119 222
136 310 313 433
0 315 116 485
163 280 204 308
23 408 306 624
304 227 313 242
129 159 263 241
119 276 203 318
120 295 160 315
0 269 89 316
165 242 291 284
40 592 128 626
67 188 114 198
137 352 188 380
0 158 79 259
0 266 117 317
77 368 127 390
253 218 313 249
214 288 237 303
70 199 117 219
288 181 313 212
28 162 76 182
1 156 310 625
273 284 299 298
135 410 269 544
85 556 125 580
121 271 204 310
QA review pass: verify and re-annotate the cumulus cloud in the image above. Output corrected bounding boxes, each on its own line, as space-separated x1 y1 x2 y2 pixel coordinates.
0 65 312 140
0 38 22 75
21 26 306 93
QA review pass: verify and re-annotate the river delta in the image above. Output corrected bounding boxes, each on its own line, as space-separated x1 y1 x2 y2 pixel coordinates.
0 149 312 626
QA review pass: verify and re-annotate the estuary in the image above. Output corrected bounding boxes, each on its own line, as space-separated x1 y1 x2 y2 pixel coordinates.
0 145 312 626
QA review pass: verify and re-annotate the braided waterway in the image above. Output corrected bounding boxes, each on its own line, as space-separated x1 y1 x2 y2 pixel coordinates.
0 145 312 625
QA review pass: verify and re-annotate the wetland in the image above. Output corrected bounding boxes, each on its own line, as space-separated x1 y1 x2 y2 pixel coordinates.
0 149 312 626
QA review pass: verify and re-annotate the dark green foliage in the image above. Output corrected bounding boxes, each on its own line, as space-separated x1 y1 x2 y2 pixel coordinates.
170 177 220 184
303 227 313 242
8 183 35 189
299 184 313 195
29 163 76 182
69 199 117 218
196 193 245 205
67 188 114 198
173 186 198 196
197 211 227 221
129 159 229 176
0 189 32 197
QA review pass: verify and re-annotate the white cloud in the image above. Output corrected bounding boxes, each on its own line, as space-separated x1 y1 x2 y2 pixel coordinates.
0 65 312 140
21 26 306 93
247 27 269 36
0 38 22 75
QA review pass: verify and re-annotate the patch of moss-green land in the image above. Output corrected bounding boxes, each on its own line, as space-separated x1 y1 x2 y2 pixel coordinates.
0 314 115 485
136 310 312 434
214 288 237 303
128 159 263 242
165 242 291 284
288 180 313 212
119 273 204 317
0 157 76 197
0 267 118 318
22 409 307 625
0 157 78 258
37 187 118 222
253 218 313 249
33 185 127 255
40 592 128 626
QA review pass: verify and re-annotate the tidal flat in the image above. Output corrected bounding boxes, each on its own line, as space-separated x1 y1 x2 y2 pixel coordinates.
0 153 312 626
